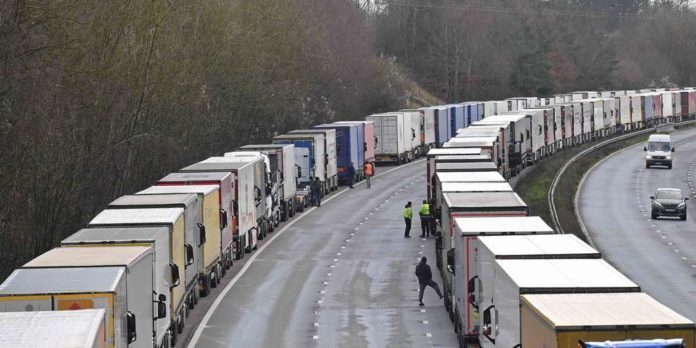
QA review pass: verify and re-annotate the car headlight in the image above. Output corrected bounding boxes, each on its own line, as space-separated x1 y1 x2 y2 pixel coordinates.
646 155 652 160
666 155 672 160
678 202 686 209
652 201 663 209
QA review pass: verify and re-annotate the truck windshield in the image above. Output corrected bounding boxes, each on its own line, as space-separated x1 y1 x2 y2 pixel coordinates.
648 142 671 152
656 190 682 200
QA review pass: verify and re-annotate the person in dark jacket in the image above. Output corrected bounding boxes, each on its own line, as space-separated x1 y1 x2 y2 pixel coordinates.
348 162 356 188
311 177 322 207
415 256 442 306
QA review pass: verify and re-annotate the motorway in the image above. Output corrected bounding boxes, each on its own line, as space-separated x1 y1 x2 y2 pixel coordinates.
579 127 696 321
185 160 458 347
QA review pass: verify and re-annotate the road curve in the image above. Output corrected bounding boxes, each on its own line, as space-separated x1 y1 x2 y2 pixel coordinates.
188 160 457 347
579 128 696 321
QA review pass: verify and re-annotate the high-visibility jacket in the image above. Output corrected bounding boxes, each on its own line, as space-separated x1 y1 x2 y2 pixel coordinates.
419 203 430 216
403 207 412 219
364 163 374 177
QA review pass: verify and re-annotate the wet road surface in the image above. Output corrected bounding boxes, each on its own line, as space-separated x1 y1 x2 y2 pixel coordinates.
579 127 696 321
186 160 458 347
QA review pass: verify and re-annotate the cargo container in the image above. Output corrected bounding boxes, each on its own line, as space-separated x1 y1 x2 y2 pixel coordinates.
482 101 496 118
580 100 593 141
572 91 599 100
239 144 298 221
505 97 528 111
446 218 558 344
434 107 451 147
61 226 182 346
367 113 413 163
399 110 426 157
474 114 531 170
316 123 360 184
438 193 529 321
435 162 498 172
681 90 696 118
526 106 556 156
179 159 258 255
288 129 338 191
425 148 483 201
222 153 277 236
0 309 106 348
641 94 654 126
440 182 512 194
461 125 509 177
653 93 664 124
617 96 631 130
662 91 674 121
418 107 437 149
479 258 640 348
87 209 186 346
0 246 162 348
107 194 201 312
156 172 236 262
273 133 326 188
521 293 695 348
631 94 644 128
673 90 682 120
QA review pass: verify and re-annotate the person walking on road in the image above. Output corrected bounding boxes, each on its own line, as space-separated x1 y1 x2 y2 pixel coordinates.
311 177 322 207
419 200 431 238
348 162 356 189
403 201 413 238
415 256 443 306
363 161 374 188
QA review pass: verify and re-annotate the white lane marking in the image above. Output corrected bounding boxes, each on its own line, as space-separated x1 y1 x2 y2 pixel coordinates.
186 159 426 346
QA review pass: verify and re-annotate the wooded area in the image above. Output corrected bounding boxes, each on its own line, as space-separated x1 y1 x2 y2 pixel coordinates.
375 0 696 101
2 0 696 279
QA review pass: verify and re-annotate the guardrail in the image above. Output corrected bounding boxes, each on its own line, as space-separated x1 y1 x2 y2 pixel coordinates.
548 119 696 239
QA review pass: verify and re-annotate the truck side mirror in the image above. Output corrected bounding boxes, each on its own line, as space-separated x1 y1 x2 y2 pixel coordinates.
126 311 137 343
220 209 228 229
685 197 690 201
198 223 206 246
467 276 479 310
185 244 194 266
650 196 655 200
482 305 496 344
170 263 180 287
446 249 455 275
156 294 167 319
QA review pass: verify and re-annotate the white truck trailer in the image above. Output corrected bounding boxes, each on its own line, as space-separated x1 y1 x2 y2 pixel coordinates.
438 192 528 319
425 148 483 201
106 194 201 314
87 208 186 347
239 144 298 221
479 258 639 348
0 309 106 348
0 246 164 348
179 158 258 254
288 129 338 191
520 293 696 347
367 112 414 164
273 133 327 191
446 217 557 345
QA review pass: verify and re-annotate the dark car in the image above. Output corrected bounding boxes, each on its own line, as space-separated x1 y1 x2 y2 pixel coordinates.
651 188 688 220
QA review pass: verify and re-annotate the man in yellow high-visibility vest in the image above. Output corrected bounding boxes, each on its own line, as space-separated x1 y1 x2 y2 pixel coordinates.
419 200 431 238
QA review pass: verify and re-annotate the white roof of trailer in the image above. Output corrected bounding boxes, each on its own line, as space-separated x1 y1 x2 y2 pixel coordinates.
441 182 512 193
63 227 170 245
90 207 184 226
0 309 106 348
436 171 506 183
475 114 527 123
478 234 598 257
137 185 217 195
456 216 552 235
24 246 150 268
435 154 491 161
521 293 694 329
497 259 638 290
427 148 482 157
444 137 496 148
160 171 231 182
0 267 124 293
455 129 500 138
109 193 197 208
444 191 527 209
436 162 498 171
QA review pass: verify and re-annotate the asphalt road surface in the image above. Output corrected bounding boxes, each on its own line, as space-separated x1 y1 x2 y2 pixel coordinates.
184 160 458 347
579 127 696 321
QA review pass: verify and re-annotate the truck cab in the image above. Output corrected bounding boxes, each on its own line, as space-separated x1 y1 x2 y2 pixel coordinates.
644 134 674 169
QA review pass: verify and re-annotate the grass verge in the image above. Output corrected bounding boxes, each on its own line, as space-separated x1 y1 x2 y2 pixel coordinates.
516 134 650 242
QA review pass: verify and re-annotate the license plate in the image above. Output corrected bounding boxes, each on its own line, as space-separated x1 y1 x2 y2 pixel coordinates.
665 209 675 212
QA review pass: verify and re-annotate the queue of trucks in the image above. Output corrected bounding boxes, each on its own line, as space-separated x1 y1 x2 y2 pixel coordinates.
1 86 696 347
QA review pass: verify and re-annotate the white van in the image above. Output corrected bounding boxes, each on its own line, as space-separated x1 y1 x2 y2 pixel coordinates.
644 134 674 169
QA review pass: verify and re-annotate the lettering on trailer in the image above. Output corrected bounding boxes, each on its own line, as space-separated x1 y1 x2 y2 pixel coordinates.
57 299 95 310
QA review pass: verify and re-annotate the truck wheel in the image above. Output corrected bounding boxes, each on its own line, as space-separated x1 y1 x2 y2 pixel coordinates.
201 276 211 297
170 328 177 347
